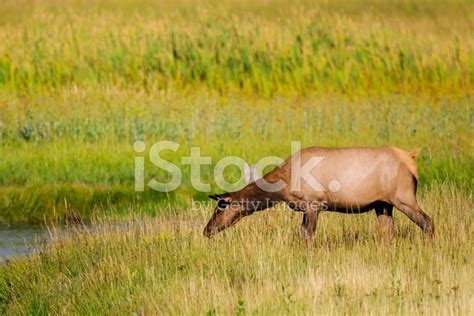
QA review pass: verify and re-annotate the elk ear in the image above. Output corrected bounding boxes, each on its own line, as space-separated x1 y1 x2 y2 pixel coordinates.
208 193 231 202
208 194 219 201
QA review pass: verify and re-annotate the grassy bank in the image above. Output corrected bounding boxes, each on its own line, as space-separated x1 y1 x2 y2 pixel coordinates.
1 91 472 222
1 184 472 314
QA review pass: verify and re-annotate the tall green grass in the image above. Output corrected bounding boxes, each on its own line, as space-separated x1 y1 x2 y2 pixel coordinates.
0 0 472 95
1 90 472 222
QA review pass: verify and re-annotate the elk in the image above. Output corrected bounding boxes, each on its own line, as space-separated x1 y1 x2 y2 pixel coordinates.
203 146 434 241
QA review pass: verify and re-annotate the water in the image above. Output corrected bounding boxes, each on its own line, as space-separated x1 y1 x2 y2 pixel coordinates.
0 222 131 264
0 224 45 264
0 221 164 264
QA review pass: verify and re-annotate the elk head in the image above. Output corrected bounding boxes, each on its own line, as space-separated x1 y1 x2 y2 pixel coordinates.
203 193 254 238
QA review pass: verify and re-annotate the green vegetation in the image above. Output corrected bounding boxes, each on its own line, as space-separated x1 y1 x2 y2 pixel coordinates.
1 91 472 222
1 184 472 314
0 0 473 95
0 0 473 313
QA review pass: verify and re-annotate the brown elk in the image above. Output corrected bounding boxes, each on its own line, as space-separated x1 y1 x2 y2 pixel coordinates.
203 146 434 241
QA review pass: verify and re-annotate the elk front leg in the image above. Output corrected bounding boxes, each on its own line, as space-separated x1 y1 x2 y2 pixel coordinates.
300 208 319 241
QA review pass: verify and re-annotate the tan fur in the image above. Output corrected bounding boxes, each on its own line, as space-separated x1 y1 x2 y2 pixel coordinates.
204 146 434 240
393 147 421 180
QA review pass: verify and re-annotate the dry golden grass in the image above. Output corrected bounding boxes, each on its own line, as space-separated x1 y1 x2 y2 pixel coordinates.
1 184 472 314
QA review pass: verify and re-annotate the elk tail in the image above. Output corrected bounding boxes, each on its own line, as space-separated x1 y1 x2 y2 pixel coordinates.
405 148 421 181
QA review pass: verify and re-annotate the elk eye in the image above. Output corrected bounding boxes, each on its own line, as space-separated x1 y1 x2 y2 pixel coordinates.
217 199 229 209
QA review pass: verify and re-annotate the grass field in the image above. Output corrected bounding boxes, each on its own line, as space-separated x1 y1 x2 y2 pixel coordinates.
1 91 472 222
0 0 473 314
1 184 472 314
1 0 473 96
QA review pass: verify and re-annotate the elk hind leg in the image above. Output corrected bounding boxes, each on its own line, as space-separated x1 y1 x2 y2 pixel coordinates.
393 175 435 237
